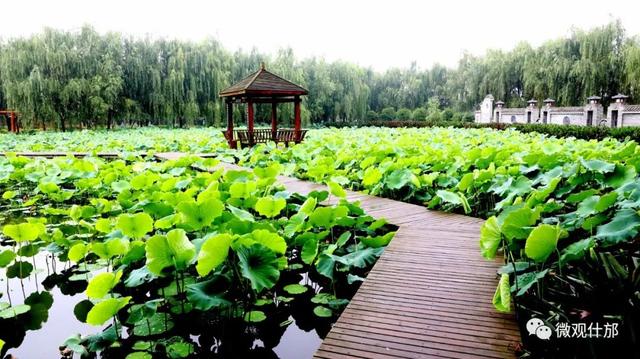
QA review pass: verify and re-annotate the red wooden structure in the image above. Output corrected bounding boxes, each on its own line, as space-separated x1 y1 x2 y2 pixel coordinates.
0 111 19 133
219 63 308 148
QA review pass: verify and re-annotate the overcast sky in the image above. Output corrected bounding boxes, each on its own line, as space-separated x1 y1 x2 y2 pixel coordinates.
1 0 639 71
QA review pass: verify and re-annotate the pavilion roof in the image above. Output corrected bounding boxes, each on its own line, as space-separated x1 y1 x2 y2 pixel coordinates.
219 65 308 97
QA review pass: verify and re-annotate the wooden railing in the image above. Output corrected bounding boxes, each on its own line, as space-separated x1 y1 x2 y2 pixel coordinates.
222 128 308 147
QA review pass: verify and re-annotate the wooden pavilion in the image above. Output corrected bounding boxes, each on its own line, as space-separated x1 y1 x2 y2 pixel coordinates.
219 64 308 148
1 110 19 133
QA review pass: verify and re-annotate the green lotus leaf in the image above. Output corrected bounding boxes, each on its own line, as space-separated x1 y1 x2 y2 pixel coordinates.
0 304 31 319
309 206 348 228
316 254 335 280
74 300 94 323
360 232 395 248
525 224 560 262
253 163 282 179
0 249 16 267
167 340 195 359
560 238 595 264
501 207 539 241
596 209 640 246
126 299 162 324
186 276 231 311
146 229 196 276
196 233 233 276
301 236 319 264
2 191 16 199
313 306 333 318
68 243 88 263
95 218 113 233
227 205 255 222
3 222 44 242
90 238 129 260
86 271 123 299
283 284 308 295
126 352 152 359
229 181 257 199
6 260 34 279
125 266 155 288
116 212 153 239
479 216 502 259
581 158 615 173
254 196 286 218
251 229 286 255
333 247 384 269
385 169 415 190
243 310 266 323
326 181 346 198
492 274 511 312
237 243 280 292
177 198 224 230
86 297 131 326
63 334 88 356
362 167 382 187
299 197 317 216
132 312 174 336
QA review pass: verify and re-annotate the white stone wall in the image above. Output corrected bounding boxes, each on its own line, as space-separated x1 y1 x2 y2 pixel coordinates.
621 113 640 127
501 113 527 123
549 113 584 125
475 96 494 123
525 109 538 123
607 103 625 127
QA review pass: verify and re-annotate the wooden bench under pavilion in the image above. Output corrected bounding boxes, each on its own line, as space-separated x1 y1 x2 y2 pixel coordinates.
219 64 308 148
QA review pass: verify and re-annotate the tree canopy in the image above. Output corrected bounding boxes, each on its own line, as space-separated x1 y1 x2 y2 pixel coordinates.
1 21 639 130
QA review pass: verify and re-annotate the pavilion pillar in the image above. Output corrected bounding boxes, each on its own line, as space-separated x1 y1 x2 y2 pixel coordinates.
247 100 255 145
226 100 234 148
10 113 16 133
271 102 278 141
294 96 301 141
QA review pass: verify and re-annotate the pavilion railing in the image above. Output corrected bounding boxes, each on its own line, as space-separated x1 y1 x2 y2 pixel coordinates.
222 128 308 147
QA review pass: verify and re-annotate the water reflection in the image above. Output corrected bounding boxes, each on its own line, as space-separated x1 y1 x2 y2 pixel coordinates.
1 254 96 358
1 253 340 358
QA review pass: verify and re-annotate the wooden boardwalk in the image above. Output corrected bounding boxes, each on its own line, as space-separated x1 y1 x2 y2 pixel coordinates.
154 152 521 359
4 151 521 358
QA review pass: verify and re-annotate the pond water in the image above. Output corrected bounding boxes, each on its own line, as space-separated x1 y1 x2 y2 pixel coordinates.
1 253 334 358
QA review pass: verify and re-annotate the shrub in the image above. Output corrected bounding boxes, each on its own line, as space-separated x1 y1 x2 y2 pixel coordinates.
396 108 412 120
411 107 428 121
366 110 379 121
442 108 454 121
380 107 396 121
427 110 442 122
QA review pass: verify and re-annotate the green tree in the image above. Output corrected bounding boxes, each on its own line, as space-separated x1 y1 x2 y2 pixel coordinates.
411 108 427 121
380 107 396 121
396 108 412 120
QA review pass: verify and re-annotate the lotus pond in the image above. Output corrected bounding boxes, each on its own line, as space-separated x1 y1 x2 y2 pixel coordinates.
3 125 640 357
0 153 395 358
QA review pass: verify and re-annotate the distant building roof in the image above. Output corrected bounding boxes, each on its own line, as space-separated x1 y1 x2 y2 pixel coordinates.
612 93 630 100
587 95 601 101
484 94 495 100
550 106 584 114
527 99 538 104
500 108 527 114
495 101 505 105
219 65 308 97
543 98 556 103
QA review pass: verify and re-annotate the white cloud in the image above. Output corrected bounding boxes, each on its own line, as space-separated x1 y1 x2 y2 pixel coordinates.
1 0 639 70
